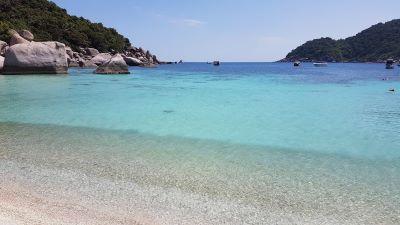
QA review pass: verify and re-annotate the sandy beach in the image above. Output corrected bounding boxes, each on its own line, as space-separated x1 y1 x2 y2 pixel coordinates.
1 122 399 225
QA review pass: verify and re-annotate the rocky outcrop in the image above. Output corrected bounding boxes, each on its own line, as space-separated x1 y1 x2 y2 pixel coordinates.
19 30 34 41
79 60 98 68
59 41 160 69
3 41 68 75
85 48 100 57
123 46 159 67
122 55 143 66
1 28 161 74
4 31 161 70
0 56 4 72
67 58 80 67
9 30 30 46
90 53 112 66
65 47 74 59
94 54 129 74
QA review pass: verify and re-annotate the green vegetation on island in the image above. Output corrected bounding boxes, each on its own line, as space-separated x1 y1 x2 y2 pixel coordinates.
283 19 400 62
0 0 131 52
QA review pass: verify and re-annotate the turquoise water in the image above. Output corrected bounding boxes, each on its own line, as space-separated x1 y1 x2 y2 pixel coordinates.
1 63 399 159
1 63 400 223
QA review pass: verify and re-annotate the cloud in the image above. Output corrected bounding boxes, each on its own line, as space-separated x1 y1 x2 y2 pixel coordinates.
170 19 206 27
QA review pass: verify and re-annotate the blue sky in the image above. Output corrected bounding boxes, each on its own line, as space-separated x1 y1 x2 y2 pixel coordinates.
52 0 400 62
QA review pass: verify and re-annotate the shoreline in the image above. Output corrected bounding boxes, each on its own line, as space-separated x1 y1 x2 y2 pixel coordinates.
1 122 399 224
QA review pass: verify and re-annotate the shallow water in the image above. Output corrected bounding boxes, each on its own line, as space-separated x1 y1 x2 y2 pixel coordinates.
1 63 399 158
0 63 400 224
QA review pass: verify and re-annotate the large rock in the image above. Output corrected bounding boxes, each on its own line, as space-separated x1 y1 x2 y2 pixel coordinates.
3 41 68 75
9 30 30 46
79 59 98 68
0 41 8 55
90 53 112 66
122 55 143 66
138 56 147 63
85 48 100 57
67 58 80 67
152 55 159 64
19 30 34 41
65 46 74 59
95 54 129 74
0 56 4 72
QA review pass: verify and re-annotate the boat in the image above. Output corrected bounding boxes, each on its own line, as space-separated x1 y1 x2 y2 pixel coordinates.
386 59 395 69
294 61 301 67
213 61 220 66
313 62 328 67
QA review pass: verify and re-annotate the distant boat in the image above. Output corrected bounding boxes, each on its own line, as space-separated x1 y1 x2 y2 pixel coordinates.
313 62 328 67
294 61 301 67
213 61 220 66
386 59 395 69
206 62 212 64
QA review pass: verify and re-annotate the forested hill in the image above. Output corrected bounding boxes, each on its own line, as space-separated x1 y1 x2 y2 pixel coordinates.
282 19 400 62
0 0 131 52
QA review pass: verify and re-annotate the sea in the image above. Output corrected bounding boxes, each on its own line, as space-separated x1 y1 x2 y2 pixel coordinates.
0 63 399 224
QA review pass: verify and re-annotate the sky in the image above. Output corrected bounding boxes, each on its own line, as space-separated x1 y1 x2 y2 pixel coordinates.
52 0 400 62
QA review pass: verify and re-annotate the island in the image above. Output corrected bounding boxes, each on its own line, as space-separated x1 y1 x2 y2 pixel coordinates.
281 19 400 63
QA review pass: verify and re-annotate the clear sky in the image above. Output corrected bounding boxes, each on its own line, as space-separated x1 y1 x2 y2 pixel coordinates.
52 0 400 62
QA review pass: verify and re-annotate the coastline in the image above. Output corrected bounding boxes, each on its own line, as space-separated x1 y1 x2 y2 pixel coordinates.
1 122 399 224
1 2 400 224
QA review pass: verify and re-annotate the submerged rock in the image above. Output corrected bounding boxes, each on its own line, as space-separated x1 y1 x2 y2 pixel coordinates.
95 54 129 74
90 53 112 66
3 41 68 75
19 30 34 41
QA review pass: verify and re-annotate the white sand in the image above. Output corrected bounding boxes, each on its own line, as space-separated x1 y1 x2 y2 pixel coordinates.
0 123 399 224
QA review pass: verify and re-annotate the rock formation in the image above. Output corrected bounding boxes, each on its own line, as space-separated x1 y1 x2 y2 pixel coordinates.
1 29 160 73
19 30 35 41
85 48 100 57
3 33 68 75
122 55 143 66
67 58 80 67
79 60 98 68
94 54 129 74
9 30 30 46
0 41 8 56
123 46 159 67
90 53 113 66
0 56 4 72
